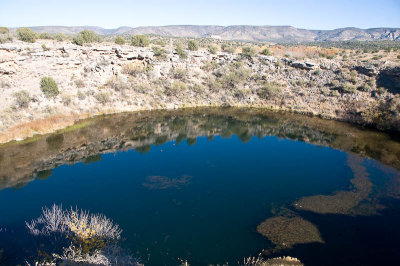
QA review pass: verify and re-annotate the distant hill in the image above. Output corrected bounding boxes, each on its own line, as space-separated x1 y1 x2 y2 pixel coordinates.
24 25 400 42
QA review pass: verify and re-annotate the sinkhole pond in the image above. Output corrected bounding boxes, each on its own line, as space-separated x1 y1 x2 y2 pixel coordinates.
1 107 400 265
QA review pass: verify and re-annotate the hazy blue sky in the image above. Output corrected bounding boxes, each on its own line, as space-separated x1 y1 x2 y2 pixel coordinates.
1 0 399 29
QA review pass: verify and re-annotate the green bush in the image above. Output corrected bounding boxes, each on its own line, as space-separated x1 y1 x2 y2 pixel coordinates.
165 81 188 96
14 90 31 108
94 92 111 104
73 30 99 45
114 36 126 45
175 44 187 59
188 40 199 51
257 82 283 99
207 44 218 54
221 44 235 53
40 77 59 97
17 28 38 43
260 48 272 56
131 35 150 47
39 32 52 39
121 63 147 76
340 82 357 93
53 33 65 42
0 27 9 34
171 68 188 80
241 46 256 59
41 44 50 51
152 46 167 58
397 55 400 59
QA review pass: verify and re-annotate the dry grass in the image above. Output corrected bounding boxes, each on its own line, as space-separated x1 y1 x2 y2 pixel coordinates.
0 114 88 143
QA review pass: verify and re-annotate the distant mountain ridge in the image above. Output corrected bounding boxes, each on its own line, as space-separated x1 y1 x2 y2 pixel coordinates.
23 25 400 42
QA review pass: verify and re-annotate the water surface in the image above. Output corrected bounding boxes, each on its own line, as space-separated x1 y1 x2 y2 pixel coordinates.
1 108 399 265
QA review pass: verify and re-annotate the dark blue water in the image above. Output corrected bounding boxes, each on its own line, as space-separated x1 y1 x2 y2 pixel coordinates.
0 109 399 265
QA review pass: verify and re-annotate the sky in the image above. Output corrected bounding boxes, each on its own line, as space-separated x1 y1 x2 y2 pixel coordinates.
0 0 399 30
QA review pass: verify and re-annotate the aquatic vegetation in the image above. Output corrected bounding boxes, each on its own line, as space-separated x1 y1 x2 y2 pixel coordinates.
257 216 324 248
243 255 303 266
25 204 132 265
143 175 192 190
26 204 122 240
294 154 372 215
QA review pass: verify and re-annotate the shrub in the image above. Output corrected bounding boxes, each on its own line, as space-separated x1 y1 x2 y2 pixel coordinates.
41 44 50 51
221 44 235 53
105 76 129 91
77 90 86 100
201 60 219 72
220 65 251 89
171 67 188 80
17 28 38 43
260 48 272 56
176 44 187 59
74 79 85 88
72 35 84 46
397 55 400 59
0 27 9 34
241 46 257 59
40 77 59 97
152 46 167 58
73 30 99 45
165 81 188 96
130 35 149 47
207 44 218 54
121 63 147 77
188 40 199 51
54 33 65 41
340 82 357 93
14 90 31 108
39 32 52 39
114 36 126 45
94 92 111 104
257 82 283 99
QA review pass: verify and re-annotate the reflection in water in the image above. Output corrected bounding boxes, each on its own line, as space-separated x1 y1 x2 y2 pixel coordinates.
143 175 192 190
1 107 400 191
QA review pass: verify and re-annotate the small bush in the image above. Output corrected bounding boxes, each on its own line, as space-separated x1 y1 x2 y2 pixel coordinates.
94 92 111 104
221 44 235 53
74 79 85 88
0 27 9 34
53 33 65 42
39 32 52 39
257 82 283 99
131 35 149 47
207 44 218 54
397 55 400 59
152 46 167 58
165 81 188 96
41 44 50 51
14 90 31 108
77 90 86 100
340 82 357 93
241 46 257 59
40 77 59 97
260 48 272 56
188 40 199 51
171 67 188 80
73 30 99 45
114 36 126 45
176 44 187 59
121 63 147 77
17 28 38 43
105 76 129 91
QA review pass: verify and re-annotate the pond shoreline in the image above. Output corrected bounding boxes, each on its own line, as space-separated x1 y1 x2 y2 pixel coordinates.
0 103 394 145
